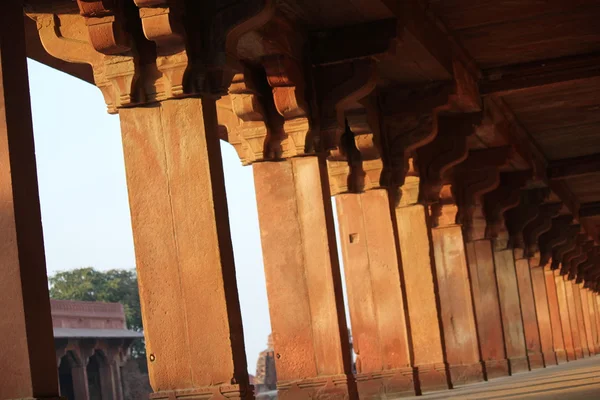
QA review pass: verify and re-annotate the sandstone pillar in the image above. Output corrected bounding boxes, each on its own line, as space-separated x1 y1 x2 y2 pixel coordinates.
119 99 252 399
0 2 62 398
589 290 600 352
430 192 484 386
71 365 91 400
513 250 544 369
529 258 557 366
453 148 512 380
483 172 532 375
565 279 583 358
555 273 576 360
465 237 509 378
592 292 600 348
335 189 414 398
544 269 568 363
393 176 450 393
573 283 591 356
580 286 596 355
253 157 357 399
493 247 530 373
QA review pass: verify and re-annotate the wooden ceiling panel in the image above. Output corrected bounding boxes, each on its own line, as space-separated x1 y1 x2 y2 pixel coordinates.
277 0 392 29
427 0 599 31
449 6 600 68
502 78 600 160
567 174 600 204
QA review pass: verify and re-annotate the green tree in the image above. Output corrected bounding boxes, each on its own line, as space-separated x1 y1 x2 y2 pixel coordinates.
49 267 145 359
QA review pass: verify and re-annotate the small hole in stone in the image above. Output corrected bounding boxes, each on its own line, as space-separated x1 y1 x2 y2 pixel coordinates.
149 354 156 362
276 353 281 359
349 233 359 244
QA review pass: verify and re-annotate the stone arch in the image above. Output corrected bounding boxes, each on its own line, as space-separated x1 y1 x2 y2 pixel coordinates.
58 350 81 400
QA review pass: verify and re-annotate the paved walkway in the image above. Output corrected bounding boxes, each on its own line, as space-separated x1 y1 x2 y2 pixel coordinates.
410 356 600 400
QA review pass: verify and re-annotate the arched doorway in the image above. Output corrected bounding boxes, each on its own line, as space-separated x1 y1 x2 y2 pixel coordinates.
87 351 104 400
58 351 77 400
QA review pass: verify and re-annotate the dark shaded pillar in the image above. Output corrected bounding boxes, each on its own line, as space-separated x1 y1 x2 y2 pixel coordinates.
0 2 62 398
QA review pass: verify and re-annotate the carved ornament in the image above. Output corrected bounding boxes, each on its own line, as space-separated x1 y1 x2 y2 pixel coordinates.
504 188 550 250
522 203 562 258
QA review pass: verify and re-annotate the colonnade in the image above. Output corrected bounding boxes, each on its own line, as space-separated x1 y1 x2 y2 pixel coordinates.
3 1 600 400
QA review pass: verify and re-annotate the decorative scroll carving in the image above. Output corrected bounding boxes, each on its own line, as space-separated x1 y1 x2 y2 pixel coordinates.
505 188 550 250
451 146 512 241
522 203 563 258
551 225 581 271
538 215 574 267
415 112 482 205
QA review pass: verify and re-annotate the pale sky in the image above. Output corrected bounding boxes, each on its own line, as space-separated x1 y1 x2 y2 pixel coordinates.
27 59 350 374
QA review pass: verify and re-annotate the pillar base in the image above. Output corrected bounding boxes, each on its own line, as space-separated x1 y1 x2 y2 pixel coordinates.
575 347 584 359
415 363 449 394
555 349 568 364
483 359 510 380
543 351 558 366
566 348 577 361
355 367 415 399
527 352 544 370
508 356 529 374
277 374 354 400
149 384 254 399
448 362 485 387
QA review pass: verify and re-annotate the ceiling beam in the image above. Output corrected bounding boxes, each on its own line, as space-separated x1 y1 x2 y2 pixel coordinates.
480 52 600 96
310 19 398 65
580 202 600 218
547 153 600 180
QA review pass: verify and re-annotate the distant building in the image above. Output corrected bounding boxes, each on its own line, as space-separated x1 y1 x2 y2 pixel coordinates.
254 334 277 393
52 299 143 400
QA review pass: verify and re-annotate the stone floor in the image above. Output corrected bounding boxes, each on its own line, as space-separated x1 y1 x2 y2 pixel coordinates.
256 356 600 399
411 356 600 400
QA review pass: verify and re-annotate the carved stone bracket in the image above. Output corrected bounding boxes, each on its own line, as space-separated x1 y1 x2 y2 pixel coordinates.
317 59 378 154
504 188 550 250
538 215 574 267
416 112 482 206
263 54 312 158
522 203 562 258
483 170 532 244
572 241 594 282
221 68 273 165
551 225 581 271
580 247 600 282
378 74 480 197
562 234 587 277
450 146 512 241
